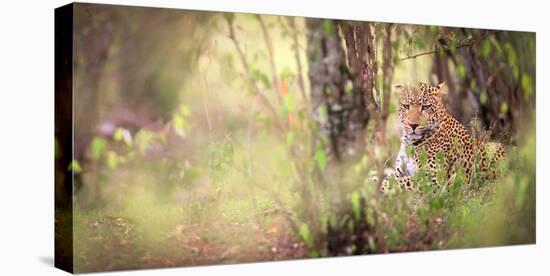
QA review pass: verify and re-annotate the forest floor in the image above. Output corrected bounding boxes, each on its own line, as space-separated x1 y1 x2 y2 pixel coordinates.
68 208 306 272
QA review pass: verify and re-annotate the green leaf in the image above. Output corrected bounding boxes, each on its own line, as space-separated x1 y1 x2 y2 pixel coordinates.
505 43 517 66
521 74 534 98
283 94 296 112
330 215 338 229
365 206 375 226
414 36 425 49
344 80 353 94
299 223 314 248
248 68 271 89
491 37 503 57
106 151 119 169
368 236 377 252
314 148 327 171
68 160 82 173
318 106 328 124
180 105 191 116
418 148 427 166
457 65 466 79
172 106 192 138
512 64 520 80
500 102 509 114
479 91 487 104
388 104 397 115
90 137 107 160
114 128 133 146
135 129 154 152
280 66 294 81
469 79 477 92
54 137 61 158
406 144 415 158
322 20 336 36
481 39 491 59
351 191 361 220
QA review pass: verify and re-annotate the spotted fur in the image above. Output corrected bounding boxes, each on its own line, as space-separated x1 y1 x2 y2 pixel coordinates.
381 82 505 193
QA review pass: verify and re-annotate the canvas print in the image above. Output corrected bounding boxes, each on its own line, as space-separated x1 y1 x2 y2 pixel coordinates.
55 2 536 273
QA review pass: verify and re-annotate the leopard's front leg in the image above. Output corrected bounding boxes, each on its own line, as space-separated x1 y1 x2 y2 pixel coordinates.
381 154 442 194
381 142 420 193
380 173 417 193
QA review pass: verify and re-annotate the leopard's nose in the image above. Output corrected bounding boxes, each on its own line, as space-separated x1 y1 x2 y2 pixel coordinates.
409 123 419 131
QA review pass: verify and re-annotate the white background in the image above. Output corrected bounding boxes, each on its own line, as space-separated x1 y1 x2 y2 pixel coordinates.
0 0 547 275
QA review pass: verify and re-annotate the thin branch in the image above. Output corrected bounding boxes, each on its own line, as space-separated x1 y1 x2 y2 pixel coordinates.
256 15 283 104
201 77 213 131
398 30 502 61
199 57 213 131
286 17 308 105
398 47 459 61
225 16 283 131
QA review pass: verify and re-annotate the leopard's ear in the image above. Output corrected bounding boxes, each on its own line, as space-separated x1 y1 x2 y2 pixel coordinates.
394 84 407 99
394 84 405 93
436 82 446 100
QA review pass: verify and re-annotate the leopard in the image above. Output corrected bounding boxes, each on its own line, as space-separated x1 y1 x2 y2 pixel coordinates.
380 82 505 193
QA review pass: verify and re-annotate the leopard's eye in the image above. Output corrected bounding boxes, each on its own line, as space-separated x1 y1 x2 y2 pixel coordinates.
402 104 410 110
421 105 431 111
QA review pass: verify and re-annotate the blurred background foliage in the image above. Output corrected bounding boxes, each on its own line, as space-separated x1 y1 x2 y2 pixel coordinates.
55 3 535 272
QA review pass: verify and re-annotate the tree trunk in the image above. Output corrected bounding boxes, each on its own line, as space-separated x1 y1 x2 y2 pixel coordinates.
378 23 394 144
306 19 377 161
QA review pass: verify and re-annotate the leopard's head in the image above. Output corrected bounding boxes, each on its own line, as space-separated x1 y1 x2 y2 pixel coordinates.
395 82 447 144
